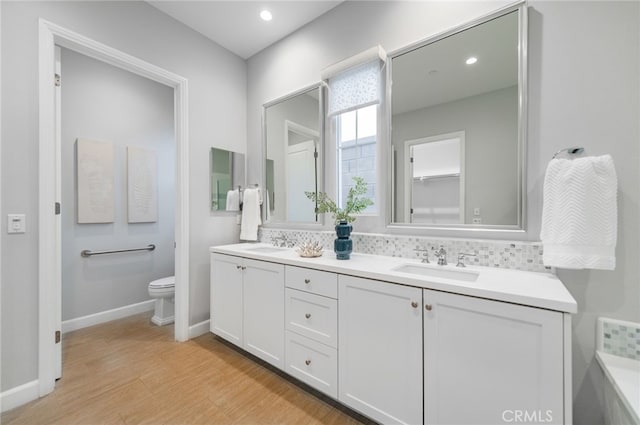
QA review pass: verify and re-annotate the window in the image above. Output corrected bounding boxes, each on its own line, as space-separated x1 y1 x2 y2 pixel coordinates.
322 47 385 216
336 104 377 212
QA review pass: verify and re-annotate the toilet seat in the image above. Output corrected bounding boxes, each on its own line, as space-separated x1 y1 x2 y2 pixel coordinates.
149 276 175 289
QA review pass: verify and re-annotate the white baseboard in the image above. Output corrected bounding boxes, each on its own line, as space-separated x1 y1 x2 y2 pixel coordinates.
0 380 39 413
189 319 210 339
62 300 155 334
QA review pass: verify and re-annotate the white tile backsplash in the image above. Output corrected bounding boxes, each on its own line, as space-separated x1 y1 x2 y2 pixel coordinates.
598 318 640 361
259 228 548 272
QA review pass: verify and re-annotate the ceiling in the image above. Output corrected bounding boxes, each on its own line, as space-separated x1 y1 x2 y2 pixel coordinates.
148 1 343 59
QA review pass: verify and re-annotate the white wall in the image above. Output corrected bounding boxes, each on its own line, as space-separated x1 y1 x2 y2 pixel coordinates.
1 1 246 392
530 3 639 423
393 86 518 225
60 48 175 321
247 2 639 423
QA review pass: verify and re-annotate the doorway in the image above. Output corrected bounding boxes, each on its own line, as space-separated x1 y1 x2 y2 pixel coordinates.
58 46 176 379
38 20 190 397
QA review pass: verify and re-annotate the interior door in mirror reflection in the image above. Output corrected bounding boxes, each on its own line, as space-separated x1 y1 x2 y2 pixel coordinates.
264 85 322 224
407 132 464 225
287 140 317 222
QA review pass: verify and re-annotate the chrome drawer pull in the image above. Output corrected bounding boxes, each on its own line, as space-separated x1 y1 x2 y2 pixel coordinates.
411 301 418 308
305 313 311 319
425 304 433 311
305 359 311 366
304 279 311 284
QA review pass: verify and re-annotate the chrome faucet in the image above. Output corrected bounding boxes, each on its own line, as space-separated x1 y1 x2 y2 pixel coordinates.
271 235 285 247
413 248 430 263
456 252 477 267
271 233 295 248
434 246 447 266
283 235 296 248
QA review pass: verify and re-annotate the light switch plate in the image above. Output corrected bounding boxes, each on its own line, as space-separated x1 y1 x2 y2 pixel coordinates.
7 214 26 234
473 208 481 216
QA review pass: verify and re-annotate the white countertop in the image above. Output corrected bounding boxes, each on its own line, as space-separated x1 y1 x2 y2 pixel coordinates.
596 351 640 423
210 243 577 313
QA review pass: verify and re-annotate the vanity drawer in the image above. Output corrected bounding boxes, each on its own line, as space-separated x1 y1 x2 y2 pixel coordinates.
285 331 338 398
285 266 338 299
285 289 337 347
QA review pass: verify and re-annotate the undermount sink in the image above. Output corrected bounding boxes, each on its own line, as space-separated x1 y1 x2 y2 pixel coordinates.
392 264 479 282
244 246 288 254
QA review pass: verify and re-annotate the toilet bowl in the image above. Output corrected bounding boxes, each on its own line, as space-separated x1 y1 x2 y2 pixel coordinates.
148 276 175 326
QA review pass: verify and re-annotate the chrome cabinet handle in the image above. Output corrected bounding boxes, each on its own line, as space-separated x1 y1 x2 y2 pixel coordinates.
411 301 419 308
305 313 311 319
241 266 246 270
304 279 311 284
236 265 242 270
305 359 311 366
425 304 433 311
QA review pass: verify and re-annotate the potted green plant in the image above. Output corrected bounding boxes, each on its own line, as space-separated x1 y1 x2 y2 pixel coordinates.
305 177 373 260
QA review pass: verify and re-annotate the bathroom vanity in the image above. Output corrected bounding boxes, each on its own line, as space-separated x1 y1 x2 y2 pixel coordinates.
209 243 577 425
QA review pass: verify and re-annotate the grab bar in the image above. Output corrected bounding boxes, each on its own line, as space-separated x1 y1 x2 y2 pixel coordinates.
81 244 156 258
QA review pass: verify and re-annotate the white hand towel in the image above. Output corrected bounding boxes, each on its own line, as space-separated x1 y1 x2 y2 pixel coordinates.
240 188 262 241
540 155 617 270
226 189 240 211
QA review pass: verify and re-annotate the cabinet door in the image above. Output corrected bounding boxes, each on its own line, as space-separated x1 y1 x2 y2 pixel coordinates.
210 253 243 347
423 289 564 425
243 259 285 369
339 275 423 425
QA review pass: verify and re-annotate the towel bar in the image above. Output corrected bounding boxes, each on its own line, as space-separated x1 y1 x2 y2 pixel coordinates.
552 147 584 159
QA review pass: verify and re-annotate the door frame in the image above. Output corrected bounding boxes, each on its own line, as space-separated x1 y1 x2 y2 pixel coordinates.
38 19 190 397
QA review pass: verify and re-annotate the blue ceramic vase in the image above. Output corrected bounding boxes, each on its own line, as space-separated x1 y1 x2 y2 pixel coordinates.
334 220 353 260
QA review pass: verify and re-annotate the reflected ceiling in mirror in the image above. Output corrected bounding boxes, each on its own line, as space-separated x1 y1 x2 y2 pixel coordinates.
264 85 323 225
389 6 525 230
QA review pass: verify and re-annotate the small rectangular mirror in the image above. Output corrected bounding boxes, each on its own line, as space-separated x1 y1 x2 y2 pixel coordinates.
264 85 323 225
389 5 526 230
210 147 245 212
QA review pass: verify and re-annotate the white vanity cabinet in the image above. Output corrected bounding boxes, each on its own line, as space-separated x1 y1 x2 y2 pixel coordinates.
210 244 576 425
210 253 285 369
423 289 564 425
284 265 339 398
338 275 423 425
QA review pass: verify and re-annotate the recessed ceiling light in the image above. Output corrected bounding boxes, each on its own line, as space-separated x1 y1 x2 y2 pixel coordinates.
465 57 478 65
260 10 273 21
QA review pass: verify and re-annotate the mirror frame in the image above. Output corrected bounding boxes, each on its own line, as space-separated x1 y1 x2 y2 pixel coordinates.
385 1 527 233
262 83 326 228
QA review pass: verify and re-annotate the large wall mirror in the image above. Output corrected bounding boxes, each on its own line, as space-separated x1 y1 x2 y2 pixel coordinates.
389 4 526 230
264 85 323 225
210 147 245 211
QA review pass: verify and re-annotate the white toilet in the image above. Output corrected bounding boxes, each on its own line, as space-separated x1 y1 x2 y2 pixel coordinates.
148 276 175 326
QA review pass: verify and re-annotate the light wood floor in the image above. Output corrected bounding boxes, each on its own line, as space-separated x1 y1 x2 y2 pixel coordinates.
1 313 367 425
